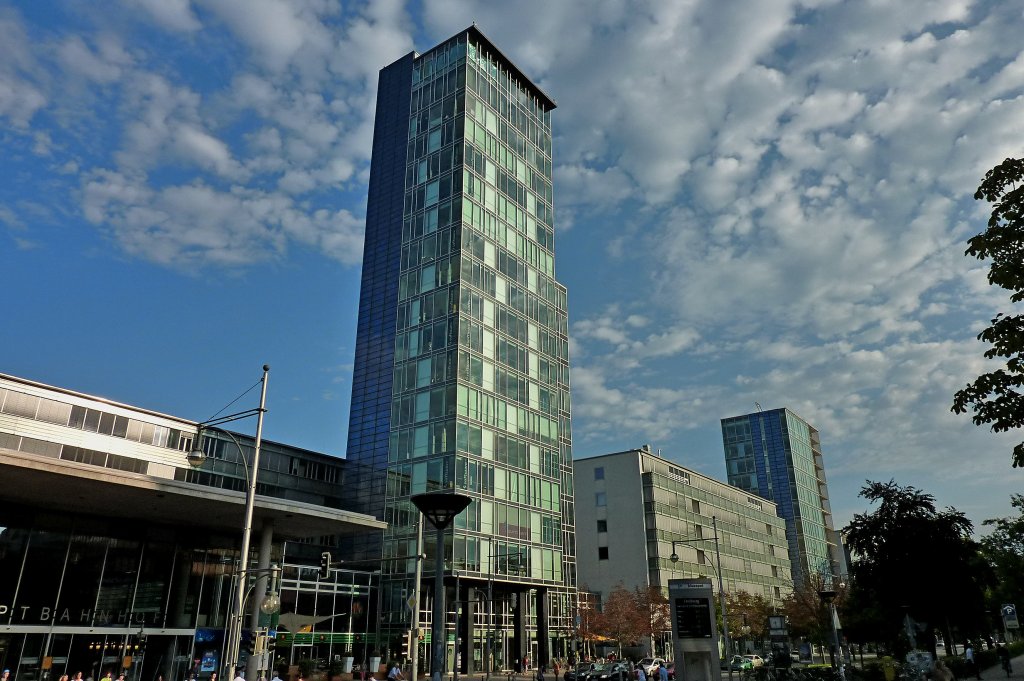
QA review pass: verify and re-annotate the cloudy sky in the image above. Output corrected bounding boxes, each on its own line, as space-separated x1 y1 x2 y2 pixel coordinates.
3 0 1024 533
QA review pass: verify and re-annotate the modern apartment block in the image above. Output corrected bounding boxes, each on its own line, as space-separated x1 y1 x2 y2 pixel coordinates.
345 27 575 672
720 408 843 587
574 447 792 613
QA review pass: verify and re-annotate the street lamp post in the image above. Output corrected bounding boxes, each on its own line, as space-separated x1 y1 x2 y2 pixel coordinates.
411 492 473 681
817 590 844 681
670 516 731 680
187 364 271 681
412 516 424 681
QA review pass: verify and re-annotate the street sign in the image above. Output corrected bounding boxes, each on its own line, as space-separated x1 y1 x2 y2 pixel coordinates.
1002 604 1019 630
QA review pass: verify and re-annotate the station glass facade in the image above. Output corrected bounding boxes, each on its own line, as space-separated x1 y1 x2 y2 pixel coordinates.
0 517 379 681
346 27 576 671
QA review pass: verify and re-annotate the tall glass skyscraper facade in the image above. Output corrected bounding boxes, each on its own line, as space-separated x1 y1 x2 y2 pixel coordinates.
720 408 838 587
347 27 576 672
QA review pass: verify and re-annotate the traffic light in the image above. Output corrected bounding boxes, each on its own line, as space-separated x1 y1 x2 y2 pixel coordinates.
319 551 331 579
401 630 411 658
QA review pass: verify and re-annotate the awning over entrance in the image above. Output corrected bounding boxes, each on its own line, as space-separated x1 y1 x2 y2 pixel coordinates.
1 449 385 539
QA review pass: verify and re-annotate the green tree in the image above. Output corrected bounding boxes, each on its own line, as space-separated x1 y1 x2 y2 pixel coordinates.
951 156 1024 467
980 495 1024 625
843 480 992 651
727 590 773 651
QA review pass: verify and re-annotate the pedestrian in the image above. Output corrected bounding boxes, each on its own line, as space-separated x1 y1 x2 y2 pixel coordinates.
966 643 982 680
998 645 1011 675
2 670 10 681
637 665 647 681
272 672 283 681
658 663 668 681
387 663 404 681
234 668 245 681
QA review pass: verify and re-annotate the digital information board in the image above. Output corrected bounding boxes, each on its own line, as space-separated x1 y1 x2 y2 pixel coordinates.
674 597 713 639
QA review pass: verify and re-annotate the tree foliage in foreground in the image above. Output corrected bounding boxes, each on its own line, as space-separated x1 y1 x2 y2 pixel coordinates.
980 494 1024 621
843 480 992 651
952 156 1024 467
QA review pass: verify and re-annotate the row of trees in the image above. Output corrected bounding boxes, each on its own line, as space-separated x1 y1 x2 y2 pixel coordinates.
784 481 1023 658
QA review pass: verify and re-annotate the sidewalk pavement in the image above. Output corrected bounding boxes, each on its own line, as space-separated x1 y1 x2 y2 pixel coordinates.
963 653 1024 680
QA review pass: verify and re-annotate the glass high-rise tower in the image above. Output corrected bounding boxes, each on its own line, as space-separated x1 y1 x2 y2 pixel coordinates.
346 27 576 673
720 408 842 587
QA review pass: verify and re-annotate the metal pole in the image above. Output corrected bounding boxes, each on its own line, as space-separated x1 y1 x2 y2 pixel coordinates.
431 526 445 681
713 517 732 681
225 365 270 681
454 571 460 681
486 539 493 681
830 603 845 681
412 518 424 681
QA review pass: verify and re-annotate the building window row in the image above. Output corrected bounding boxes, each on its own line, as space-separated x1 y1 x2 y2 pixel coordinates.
0 430 149 474
462 196 555 278
0 386 192 453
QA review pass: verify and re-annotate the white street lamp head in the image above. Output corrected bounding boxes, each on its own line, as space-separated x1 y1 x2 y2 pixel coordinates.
186 447 206 468
260 592 281 615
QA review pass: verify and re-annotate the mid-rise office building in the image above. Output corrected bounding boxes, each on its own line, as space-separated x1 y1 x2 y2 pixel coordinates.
573 447 792 619
0 372 386 681
720 408 843 586
345 27 575 673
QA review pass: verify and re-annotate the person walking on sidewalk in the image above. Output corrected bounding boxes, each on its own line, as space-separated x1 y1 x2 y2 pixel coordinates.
966 643 982 680
997 645 1012 677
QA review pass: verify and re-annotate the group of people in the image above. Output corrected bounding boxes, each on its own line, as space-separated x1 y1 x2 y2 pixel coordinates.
962 642 1013 680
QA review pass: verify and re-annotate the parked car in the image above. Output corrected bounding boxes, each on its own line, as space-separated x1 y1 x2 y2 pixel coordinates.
638 659 667 676
744 656 765 668
582 662 632 681
566 664 596 681
729 655 760 671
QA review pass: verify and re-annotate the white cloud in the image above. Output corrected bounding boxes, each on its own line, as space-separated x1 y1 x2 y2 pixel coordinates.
131 0 202 32
82 170 364 267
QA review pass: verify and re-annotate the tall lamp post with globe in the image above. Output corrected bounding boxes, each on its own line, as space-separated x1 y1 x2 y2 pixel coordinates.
412 492 473 681
187 364 281 681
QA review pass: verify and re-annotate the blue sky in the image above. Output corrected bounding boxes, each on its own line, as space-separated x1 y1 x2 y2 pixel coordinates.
3 0 1024 534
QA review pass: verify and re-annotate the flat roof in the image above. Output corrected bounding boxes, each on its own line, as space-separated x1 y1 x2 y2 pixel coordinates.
458 25 557 111
1 449 386 539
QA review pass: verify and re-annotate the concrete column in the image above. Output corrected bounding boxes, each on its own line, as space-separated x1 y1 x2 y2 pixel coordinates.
513 591 527 671
536 588 549 669
461 588 476 673
169 550 194 629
